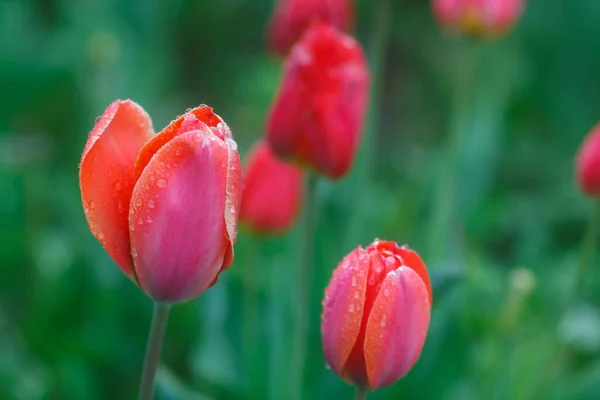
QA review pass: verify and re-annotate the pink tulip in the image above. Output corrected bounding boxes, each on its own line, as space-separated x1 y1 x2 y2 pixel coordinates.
321 239 432 390
79 100 242 303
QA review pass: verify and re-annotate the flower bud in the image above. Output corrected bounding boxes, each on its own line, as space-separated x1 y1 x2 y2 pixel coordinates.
432 0 525 37
321 240 432 390
267 0 354 56
79 100 242 303
577 123 600 197
267 21 369 180
240 140 303 235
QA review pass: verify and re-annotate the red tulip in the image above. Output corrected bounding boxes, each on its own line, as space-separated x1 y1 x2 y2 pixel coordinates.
577 123 600 197
240 140 304 235
267 0 353 56
432 0 524 37
79 100 242 303
321 239 432 390
267 21 369 180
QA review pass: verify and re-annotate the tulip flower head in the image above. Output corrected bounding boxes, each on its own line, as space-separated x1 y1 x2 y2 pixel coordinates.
321 240 432 390
267 0 354 56
79 100 242 303
576 123 600 197
432 0 525 37
267 21 369 180
239 140 304 235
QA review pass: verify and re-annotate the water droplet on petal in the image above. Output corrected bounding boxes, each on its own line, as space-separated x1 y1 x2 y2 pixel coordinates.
137 217 144 225
226 138 238 150
354 291 359 299
157 178 167 188
175 149 181 156
129 223 136 231
146 215 153 223
135 198 142 207
148 199 155 208
117 200 124 214
89 201 96 209
114 181 122 191
381 315 386 327
95 116 101 123
349 304 355 313
351 277 357 287
131 247 138 257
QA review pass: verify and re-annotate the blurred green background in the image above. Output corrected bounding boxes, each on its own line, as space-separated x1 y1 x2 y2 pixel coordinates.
2 0 600 399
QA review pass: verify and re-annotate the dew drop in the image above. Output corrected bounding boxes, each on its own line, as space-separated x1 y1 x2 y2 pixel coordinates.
351 276 357 287
89 201 96 209
95 116 101 123
114 181 122 191
383 288 390 297
166 172 171 177
175 149 181 156
98 231 105 240
226 138 238 150
354 291 359 299
380 315 386 327
150 175 155 181
117 200 124 214
148 199 155 208
129 223 136 231
186 107 193 113
154 193 159 199
157 178 167 188
137 217 144 225
146 215 153 223
173 162 178 167
349 304 355 313
131 247 138 257
135 198 143 207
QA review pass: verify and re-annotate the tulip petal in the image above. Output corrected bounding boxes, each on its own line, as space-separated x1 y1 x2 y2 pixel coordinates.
129 129 240 303
398 247 433 304
134 106 224 180
79 99 154 279
321 249 369 376
364 267 431 389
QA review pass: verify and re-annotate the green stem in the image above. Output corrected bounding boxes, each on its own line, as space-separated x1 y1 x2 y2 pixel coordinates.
139 302 171 400
355 386 369 400
575 201 600 296
243 238 260 391
289 173 319 400
427 41 478 261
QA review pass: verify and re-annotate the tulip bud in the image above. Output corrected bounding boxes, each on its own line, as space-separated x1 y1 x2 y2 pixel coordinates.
267 0 354 56
321 239 432 390
267 21 369 180
576 123 600 197
79 100 242 303
240 140 304 235
432 0 525 37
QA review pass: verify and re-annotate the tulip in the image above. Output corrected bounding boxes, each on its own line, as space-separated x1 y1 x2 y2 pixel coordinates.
432 0 525 37
321 239 432 391
577 123 600 197
240 140 304 235
79 99 242 303
267 21 369 180
267 0 354 56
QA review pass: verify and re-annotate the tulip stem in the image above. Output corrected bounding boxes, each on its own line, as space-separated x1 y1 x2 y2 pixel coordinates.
427 40 477 261
139 302 171 400
575 200 600 296
243 238 260 392
290 173 319 400
355 386 368 400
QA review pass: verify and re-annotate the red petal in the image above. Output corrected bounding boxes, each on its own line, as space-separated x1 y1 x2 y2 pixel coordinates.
134 105 225 180
398 247 433 304
129 129 241 303
364 267 431 389
321 248 369 377
79 99 154 279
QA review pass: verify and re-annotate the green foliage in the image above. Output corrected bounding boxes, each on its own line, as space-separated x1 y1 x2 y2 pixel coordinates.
1 0 600 398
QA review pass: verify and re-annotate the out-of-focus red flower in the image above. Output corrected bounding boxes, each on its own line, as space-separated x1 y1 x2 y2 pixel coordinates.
432 0 525 37
240 140 304 235
267 21 369 180
577 123 600 197
267 0 354 56
79 100 242 303
321 239 432 390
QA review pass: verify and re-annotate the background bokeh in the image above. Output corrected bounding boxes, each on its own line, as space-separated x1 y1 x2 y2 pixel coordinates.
2 0 600 399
